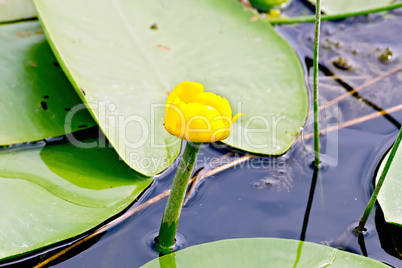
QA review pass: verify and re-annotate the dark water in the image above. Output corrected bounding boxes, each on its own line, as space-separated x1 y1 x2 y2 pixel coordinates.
2 1 402 267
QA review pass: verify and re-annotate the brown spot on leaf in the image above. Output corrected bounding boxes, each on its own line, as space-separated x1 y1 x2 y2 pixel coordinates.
29 62 38 67
35 30 43 35
41 101 48 110
240 0 252 8
156 44 170 51
150 23 158 30
250 16 258 22
80 88 86 96
15 30 31 38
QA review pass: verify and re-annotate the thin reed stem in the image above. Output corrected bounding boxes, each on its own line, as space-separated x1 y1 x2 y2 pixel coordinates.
266 3 402 25
313 0 322 166
355 127 402 233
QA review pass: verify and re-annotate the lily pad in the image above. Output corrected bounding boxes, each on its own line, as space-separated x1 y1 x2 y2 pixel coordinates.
307 0 393 14
0 138 153 260
0 21 96 146
0 0 36 23
34 0 308 176
142 238 388 267
375 148 402 227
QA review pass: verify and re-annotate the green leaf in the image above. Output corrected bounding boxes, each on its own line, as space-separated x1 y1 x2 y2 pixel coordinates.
0 139 153 260
0 0 36 23
33 0 308 176
0 21 96 146
307 0 393 14
375 149 402 227
142 238 388 267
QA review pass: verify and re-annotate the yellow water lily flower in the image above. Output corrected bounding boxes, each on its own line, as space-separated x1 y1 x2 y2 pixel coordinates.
164 81 243 143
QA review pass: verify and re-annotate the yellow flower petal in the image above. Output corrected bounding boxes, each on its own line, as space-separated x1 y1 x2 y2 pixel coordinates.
196 92 232 119
232 113 244 123
166 81 204 106
183 103 221 142
164 98 186 138
164 81 243 143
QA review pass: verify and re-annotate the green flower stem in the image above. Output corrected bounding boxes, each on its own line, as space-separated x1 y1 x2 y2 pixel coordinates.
266 3 402 25
313 0 321 167
355 127 402 234
156 141 201 253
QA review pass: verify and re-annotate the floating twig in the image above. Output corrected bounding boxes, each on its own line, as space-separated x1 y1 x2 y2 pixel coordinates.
313 66 402 115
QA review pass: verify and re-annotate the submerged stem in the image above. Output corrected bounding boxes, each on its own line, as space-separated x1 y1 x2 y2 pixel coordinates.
355 127 402 234
266 3 402 25
313 0 321 167
156 142 201 253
